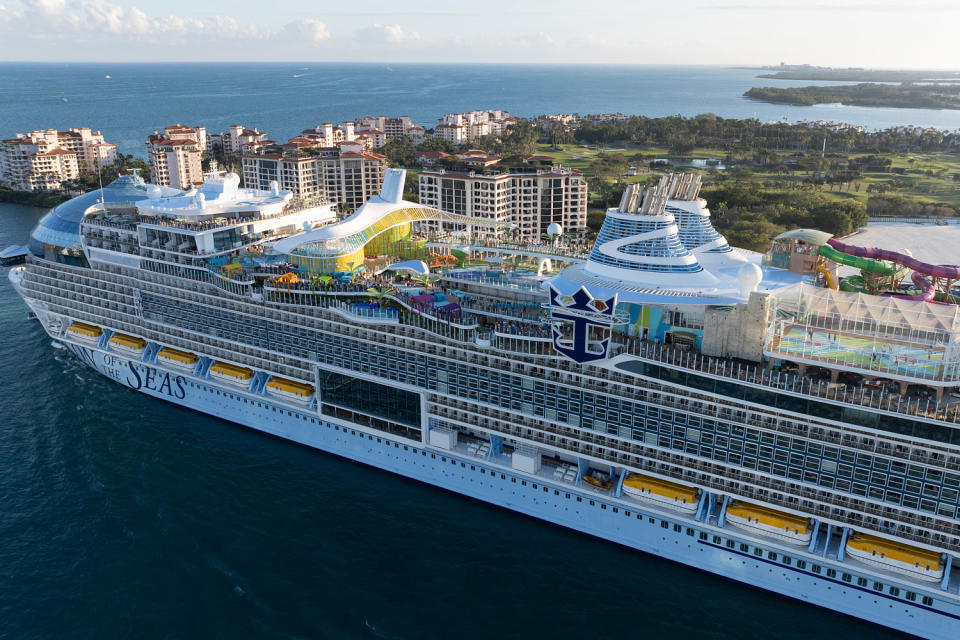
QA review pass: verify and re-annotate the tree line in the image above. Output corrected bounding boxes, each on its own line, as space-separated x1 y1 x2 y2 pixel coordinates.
557 114 959 155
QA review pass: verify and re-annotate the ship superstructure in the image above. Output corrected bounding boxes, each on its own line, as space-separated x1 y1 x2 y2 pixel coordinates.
9 169 960 639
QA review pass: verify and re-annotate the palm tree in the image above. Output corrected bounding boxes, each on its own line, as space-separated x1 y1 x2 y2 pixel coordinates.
411 274 438 289
311 274 331 291
366 286 395 308
450 248 468 268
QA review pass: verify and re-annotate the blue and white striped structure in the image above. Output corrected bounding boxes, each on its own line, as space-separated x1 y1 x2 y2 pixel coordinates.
660 173 747 269
583 178 720 289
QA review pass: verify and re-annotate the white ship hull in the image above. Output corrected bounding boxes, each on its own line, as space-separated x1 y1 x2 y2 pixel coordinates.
57 336 960 640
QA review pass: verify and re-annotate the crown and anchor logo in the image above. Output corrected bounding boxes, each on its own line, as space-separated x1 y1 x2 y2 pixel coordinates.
548 285 618 364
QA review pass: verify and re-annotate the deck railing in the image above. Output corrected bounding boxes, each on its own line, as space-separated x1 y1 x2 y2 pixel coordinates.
612 334 960 425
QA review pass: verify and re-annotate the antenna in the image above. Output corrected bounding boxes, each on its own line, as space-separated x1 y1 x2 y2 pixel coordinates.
96 150 106 212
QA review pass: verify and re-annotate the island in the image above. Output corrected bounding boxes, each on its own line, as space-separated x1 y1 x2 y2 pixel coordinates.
744 83 960 110
756 69 960 82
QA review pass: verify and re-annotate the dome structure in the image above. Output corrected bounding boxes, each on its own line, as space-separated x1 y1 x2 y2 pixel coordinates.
28 173 182 258
737 262 763 297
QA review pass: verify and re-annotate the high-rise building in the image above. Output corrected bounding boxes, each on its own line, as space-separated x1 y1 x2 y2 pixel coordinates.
146 133 203 190
242 142 387 212
355 115 425 145
211 125 269 155
418 165 587 239
435 110 515 145
0 127 115 191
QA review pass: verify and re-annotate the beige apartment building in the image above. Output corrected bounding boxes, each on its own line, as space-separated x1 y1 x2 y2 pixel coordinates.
146 136 202 190
435 110 514 145
0 127 115 191
418 166 587 240
145 124 208 189
242 142 387 212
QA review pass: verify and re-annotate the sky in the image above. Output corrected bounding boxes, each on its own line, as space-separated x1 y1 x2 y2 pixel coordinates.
0 0 958 68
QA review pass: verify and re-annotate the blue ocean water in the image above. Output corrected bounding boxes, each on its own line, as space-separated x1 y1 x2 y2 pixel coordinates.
0 63 957 157
0 62 925 638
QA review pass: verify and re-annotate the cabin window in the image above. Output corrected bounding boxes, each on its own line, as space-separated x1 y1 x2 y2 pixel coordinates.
796 560 806 570
726 540 735 549
841 573 852 583
922 596 934 606
872 582 883 592
826 569 837 578
661 521 669 529
906 591 917 601
857 577 868 587
767 552 778 561
889 587 900 597
739 543 749 552
713 536 722 544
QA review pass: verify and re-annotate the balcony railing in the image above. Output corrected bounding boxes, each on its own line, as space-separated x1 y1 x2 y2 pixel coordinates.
611 334 960 425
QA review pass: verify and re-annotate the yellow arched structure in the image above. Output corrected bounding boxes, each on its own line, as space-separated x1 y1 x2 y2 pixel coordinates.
275 200 507 275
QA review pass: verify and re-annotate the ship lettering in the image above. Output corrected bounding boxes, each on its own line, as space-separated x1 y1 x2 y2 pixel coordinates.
125 361 185 399
158 373 172 396
126 361 142 389
74 345 98 368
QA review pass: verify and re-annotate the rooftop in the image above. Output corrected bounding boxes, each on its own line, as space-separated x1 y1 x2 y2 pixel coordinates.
136 171 293 219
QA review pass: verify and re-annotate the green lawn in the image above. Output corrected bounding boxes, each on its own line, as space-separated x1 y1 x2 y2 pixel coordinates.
535 143 960 209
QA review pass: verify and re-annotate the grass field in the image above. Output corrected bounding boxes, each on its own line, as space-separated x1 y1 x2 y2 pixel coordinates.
533 143 960 209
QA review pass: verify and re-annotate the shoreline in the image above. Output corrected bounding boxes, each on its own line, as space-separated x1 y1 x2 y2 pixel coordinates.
0 190 67 209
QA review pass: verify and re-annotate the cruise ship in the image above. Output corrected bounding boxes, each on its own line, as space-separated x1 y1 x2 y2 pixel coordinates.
9 168 960 638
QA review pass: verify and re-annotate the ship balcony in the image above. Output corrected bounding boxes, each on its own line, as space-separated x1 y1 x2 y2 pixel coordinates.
428 396 960 552
610 334 960 427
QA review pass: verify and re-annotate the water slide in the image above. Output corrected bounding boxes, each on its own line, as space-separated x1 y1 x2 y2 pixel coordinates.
826 238 960 302
816 263 837 290
817 243 896 275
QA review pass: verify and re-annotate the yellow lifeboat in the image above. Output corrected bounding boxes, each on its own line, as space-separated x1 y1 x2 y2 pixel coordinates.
66 321 102 344
108 333 146 357
725 501 811 545
583 472 612 491
622 473 700 514
265 377 315 403
157 347 199 371
845 532 943 582
209 361 254 386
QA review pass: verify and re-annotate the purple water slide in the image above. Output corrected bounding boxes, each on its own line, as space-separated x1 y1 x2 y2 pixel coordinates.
826 238 960 302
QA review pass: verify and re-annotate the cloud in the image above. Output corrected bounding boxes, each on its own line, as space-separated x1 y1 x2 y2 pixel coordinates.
702 1 960 10
358 23 422 45
284 18 331 44
0 0 279 41
517 31 562 49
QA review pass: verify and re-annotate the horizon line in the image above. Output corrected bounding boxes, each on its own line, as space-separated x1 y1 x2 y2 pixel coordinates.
0 60 958 72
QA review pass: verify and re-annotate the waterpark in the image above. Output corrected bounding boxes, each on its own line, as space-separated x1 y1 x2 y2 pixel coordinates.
765 229 960 397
